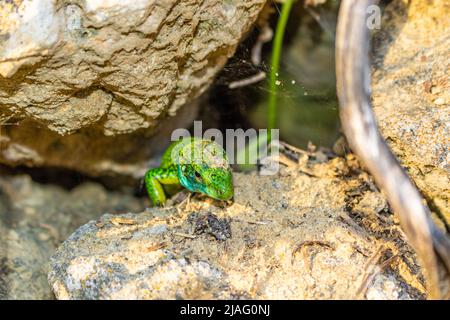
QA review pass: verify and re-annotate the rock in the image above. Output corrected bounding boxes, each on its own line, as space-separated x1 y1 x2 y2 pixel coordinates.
0 0 266 175
1 224 56 300
372 0 449 223
0 174 145 299
48 157 426 299
0 103 199 178
366 274 411 300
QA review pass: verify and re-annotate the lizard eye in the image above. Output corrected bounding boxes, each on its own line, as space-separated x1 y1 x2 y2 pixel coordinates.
194 171 203 182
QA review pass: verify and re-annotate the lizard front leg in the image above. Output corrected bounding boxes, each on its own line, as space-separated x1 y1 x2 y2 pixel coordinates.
144 166 179 206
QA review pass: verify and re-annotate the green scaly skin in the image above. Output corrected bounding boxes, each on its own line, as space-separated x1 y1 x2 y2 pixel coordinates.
144 137 234 206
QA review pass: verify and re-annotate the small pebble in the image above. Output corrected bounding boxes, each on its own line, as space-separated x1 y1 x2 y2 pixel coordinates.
272 180 281 189
430 86 441 94
434 97 445 105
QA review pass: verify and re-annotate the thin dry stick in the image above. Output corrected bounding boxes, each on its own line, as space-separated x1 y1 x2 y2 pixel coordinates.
356 252 400 299
335 0 450 299
228 71 266 89
292 240 335 259
173 232 196 239
251 24 273 66
233 218 270 225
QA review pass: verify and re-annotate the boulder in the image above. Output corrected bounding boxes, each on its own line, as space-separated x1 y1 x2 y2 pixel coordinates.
0 174 144 299
0 0 266 176
372 0 449 223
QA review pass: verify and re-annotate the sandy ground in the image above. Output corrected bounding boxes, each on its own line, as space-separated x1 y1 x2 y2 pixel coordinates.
48 151 427 299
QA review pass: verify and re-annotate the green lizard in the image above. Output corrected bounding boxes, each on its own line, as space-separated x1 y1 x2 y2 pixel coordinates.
144 137 234 206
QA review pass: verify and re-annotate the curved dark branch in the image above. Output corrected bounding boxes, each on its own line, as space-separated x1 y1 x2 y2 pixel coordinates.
335 0 450 299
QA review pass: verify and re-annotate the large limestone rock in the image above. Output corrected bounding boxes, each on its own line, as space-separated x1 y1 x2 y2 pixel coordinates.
0 174 144 299
0 0 266 176
48 157 426 299
371 0 449 222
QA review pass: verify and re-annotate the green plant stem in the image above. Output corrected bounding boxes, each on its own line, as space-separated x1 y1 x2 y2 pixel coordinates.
268 0 294 142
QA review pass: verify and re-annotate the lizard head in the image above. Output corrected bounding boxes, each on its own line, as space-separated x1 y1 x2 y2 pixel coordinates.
178 163 234 201
175 139 234 201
